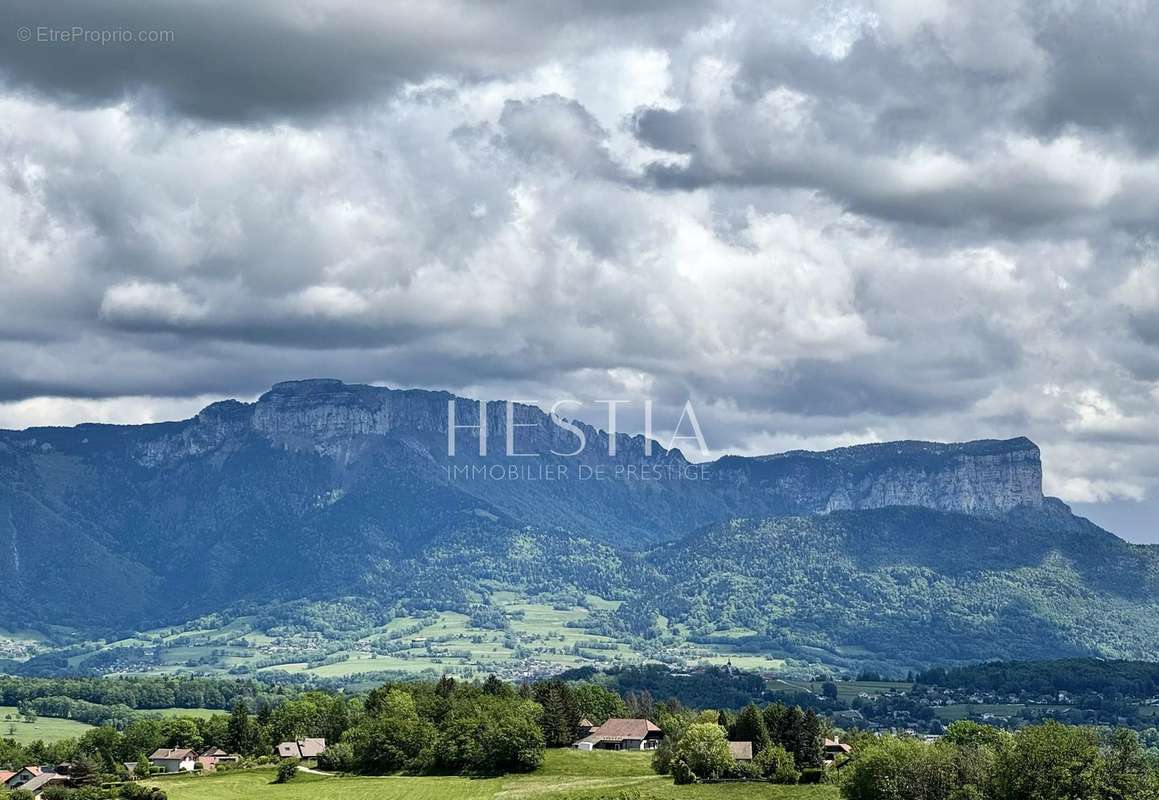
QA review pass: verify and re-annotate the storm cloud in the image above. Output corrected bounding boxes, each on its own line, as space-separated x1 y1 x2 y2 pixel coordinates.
1 0 1158 539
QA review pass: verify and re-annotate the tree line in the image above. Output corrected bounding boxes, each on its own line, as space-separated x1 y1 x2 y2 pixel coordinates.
839 719 1159 800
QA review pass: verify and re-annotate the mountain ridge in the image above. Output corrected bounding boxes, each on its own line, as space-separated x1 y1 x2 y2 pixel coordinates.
2 378 1154 671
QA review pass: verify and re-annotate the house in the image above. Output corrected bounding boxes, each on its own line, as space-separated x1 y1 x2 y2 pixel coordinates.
728 741 754 762
4 766 43 789
823 736 852 765
275 738 327 760
149 748 198 773
15 772 69 798
573 719 663 751
197 747 239 771
576 718 595 738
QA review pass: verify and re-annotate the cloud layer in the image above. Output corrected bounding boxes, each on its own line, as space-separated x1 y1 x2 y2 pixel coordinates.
2 0 1158 539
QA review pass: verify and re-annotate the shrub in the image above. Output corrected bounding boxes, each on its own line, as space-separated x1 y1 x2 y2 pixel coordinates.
316 741 353 772
119 785 167 800
799 768 825 784
754 743 800 784
729 759 763 780
274 759 299 784
669 723 736 784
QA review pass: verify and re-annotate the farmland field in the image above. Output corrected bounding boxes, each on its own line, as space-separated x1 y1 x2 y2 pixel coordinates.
0 705 93 743
157 749 839 800
54 594 820 682
144 707 227 719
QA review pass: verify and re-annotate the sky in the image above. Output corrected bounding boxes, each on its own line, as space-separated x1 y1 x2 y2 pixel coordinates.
1 0 1157 541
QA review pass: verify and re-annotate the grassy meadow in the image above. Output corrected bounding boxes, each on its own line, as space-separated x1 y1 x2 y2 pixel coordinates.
0 705 94 743
157 749 840 800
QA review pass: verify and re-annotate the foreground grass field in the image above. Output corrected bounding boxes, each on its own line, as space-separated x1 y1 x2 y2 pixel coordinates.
0 705 94 743
158 750 840 800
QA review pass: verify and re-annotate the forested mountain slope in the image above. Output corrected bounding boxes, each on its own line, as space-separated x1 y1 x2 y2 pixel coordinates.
1 378 1155 670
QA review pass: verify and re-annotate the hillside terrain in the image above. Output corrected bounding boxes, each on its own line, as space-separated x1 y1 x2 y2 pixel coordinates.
1 378 1157 675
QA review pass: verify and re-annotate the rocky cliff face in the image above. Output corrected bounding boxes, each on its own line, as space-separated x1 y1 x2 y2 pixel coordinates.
792 438 1044 515
704 438 1043 518
126 379 1046 517
0 378 1116 638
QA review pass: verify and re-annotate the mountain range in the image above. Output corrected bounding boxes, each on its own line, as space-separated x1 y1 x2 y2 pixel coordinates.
2 378 1157 670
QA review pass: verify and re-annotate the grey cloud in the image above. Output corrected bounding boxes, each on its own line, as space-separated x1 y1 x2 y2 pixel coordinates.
499 95 620 179
1026 1 1159 151
0 0 715 123
2 0 1159 539
633 1 1159 236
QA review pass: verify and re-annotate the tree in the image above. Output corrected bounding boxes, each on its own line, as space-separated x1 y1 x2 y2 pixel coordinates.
822 682 839 701
226 701 262 756
345 690 434 774
120 719 164 764
670 723 735 784
434 695 544 774
532 680 581 747
840 736 955 800
570 683 627 724
274 758 299 783
135 755 155 778
943 720 1008 750
729 704 771 755
754 743 799 784
1100 728 1159 800
992 722 1104 800
321 695 350 744
482 675 509 697
316 741 354 772
160 717 203 750
624 690 654 720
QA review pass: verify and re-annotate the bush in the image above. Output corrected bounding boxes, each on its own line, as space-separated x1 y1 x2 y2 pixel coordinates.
799 768 825 784
754 743 800 783
729 759 763 780
119 785 167 800
40 789 74 800
669 723 736 784
651 737 675 775
274 759 299 784
316 741 354 772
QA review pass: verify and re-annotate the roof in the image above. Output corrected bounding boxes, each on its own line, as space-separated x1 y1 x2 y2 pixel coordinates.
583 718 661 742
200 748 229 757
150 748 196 761
728 741 753 761
0 771 14 784
298 738 327 758
18 773 69 793
578 718 594 728
276 739 326 759
824 738 852 753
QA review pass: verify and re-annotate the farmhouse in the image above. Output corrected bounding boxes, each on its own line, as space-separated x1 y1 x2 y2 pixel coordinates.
13 772 69 798
275 738 327 759
3 766 42 790
149 748 198 773
573 718 663 751
198 747 240 771
823 736 852 765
